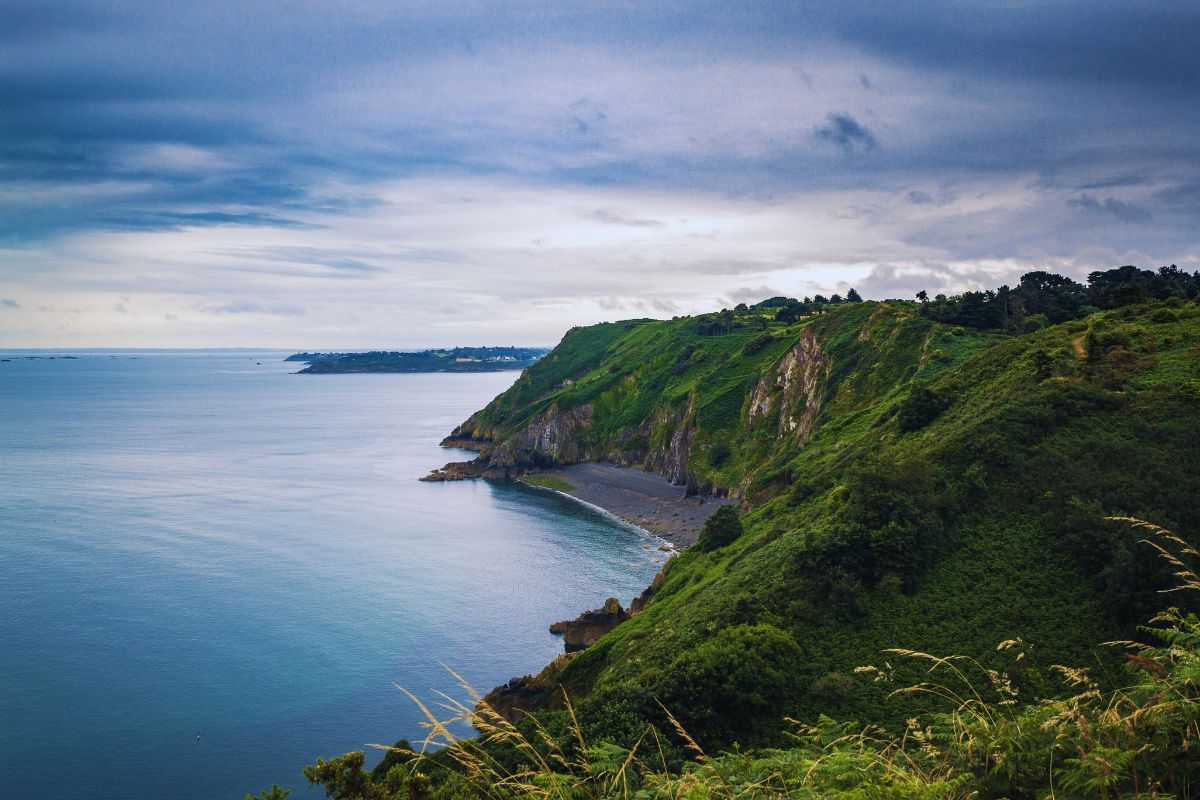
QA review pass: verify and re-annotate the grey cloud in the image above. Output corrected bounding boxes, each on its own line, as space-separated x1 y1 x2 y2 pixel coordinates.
586 208 664 227
1068 193 1152 223
198 302 306 316
152 211 320 230
906 190 934 204
854 262 1011 300
726 286 782 304
1 298 20 308
813 113 878 155
1076 176 1148 191
569 98 608 137
208 246 386 276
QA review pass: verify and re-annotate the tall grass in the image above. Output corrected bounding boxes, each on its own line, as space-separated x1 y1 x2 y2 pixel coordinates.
295 518 1199 800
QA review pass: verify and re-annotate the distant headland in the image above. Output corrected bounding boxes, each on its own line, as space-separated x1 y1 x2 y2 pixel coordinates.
285 346 549 374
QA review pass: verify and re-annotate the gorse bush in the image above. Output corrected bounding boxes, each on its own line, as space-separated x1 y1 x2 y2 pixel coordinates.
260 519 1200 800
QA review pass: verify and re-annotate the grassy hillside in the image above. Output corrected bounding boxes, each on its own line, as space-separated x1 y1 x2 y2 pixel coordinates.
286 293 1200 800
437 297 1200 749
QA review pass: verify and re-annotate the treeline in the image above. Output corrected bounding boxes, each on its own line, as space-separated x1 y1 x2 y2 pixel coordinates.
693 290 865 334
920 264 1200 330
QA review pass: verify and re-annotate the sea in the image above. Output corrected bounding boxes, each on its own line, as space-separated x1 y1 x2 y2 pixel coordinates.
0 350 665 799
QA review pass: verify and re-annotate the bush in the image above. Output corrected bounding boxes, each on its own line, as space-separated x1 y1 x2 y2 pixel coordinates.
696 505 743 552
740 333 773 356
708 440 731 467
896 384 945 432
811 671 856 701
660 623 804 746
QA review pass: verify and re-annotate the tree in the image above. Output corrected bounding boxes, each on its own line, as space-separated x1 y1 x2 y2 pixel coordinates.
916 290 929 303
697 505 743 552
303 752 384 800
244 787 290 800
846 288 863 302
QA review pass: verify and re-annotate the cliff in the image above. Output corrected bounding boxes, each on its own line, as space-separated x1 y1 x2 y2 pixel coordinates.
437 296 1200 750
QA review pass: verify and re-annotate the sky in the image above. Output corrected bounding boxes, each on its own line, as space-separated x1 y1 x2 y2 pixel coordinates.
2 1 1198 348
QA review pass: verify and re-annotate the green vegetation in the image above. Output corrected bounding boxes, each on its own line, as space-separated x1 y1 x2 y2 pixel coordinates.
263 272 1200 798
919 264 1200 330
288 347 549 374
694 505 742 553
269 521 1200 800
520 474 576 493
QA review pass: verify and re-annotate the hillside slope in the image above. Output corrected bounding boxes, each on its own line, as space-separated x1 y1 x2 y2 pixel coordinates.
435 298 1200 747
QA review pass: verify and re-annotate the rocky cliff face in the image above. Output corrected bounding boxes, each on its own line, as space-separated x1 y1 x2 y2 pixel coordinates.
477 653 575 724
427 326 833 495
644 397 699 492
747 329 830 448
548 597 628 652
488 403 594 468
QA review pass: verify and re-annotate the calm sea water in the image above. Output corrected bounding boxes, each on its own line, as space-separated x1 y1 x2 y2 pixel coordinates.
0 351 664 800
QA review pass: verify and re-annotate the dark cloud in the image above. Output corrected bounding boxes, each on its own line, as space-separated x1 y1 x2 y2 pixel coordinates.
813 113 878 155
906 190 934 204
1068 194 1152 223
0 298 20 309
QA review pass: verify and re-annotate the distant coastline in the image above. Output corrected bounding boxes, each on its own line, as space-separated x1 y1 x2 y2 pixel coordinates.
287 346 548 374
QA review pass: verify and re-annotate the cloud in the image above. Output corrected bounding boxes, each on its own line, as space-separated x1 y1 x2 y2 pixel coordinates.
725 286 782 304
197 302 306 316
2 2 1198 346
0 298 20 308
1068 193 1153 223
813 112 878 155
585 208 664 227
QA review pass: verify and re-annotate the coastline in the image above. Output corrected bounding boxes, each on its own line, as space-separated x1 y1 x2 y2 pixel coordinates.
521 463 734 548
516 478 678 555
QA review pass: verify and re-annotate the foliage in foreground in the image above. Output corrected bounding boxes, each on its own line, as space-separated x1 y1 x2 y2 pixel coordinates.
280 520 1200 799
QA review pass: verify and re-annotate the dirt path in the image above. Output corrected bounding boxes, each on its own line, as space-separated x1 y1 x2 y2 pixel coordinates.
1072 334 1087 360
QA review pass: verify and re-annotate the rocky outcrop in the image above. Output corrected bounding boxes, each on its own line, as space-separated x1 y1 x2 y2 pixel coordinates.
627 567 666 615
549 597 628 652
477 653 575 724
487 403 594 468
481 569 667 724
747 329 830 448
439 435 488 451
420 459 506 481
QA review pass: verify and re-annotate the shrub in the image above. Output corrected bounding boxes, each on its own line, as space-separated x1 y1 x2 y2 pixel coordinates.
660 623 804 746
708 440 731 467
696 505 743 552
896 384 945 432
811 671 855 701
740 333 773 356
